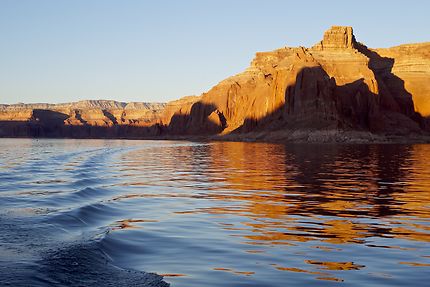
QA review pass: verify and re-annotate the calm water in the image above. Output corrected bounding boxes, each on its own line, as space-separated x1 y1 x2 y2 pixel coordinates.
0 139 429 286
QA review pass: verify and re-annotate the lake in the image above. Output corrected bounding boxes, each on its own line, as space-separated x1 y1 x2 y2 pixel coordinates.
0 139 429 286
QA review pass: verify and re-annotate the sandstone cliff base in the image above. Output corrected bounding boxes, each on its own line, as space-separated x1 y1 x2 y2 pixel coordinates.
216 130 430 144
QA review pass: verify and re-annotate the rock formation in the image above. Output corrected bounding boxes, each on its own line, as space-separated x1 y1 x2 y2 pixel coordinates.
165 26 430 141
0 26 429 142
0 100 166 138
374 44 430 117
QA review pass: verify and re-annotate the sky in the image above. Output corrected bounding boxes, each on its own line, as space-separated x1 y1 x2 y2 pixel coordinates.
0 0 429 104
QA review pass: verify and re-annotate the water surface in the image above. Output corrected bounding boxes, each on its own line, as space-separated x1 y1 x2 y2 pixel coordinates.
0 139 429 286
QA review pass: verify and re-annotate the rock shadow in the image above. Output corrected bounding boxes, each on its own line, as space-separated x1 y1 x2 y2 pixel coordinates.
230 56 425 137
167 102 227 135
0 108 164 139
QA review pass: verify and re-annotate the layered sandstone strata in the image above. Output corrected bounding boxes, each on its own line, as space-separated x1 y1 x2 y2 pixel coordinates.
0 100 167 138
374 43 430 116
165 26 429 140
1 26 429 141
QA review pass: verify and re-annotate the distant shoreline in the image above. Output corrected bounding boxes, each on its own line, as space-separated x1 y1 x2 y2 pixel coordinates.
1 130 430 144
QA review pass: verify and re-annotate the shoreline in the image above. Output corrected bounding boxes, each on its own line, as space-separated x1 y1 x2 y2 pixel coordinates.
1 129 430 144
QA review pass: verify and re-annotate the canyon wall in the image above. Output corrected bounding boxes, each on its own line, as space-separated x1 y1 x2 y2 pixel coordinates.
1 26 429 141
167 26 429 140
0 100 167 138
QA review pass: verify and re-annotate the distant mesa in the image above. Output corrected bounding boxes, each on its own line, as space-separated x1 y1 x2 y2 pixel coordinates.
1 26 430 142
0 100 166 111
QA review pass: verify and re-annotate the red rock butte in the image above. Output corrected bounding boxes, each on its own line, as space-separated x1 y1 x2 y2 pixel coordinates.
314 26 357 50
1 26 429 142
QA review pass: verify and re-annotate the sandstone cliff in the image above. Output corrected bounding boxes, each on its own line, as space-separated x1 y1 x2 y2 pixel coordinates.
165 26 429 141
0 100 166 138
1 26 429 142
374 43 430 117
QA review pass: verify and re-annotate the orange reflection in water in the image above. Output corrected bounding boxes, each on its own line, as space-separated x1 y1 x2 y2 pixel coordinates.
213 267 255 276
198 142 430 246
305 260 365 271
116 142 430 283
110 219 158 231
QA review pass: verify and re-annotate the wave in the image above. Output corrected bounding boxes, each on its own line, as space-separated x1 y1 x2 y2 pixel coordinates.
0 142 171 286
32 242 169 287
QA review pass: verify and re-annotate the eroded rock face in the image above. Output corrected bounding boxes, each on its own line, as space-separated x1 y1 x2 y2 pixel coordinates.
0 100 167 138
1 26 429 140
374 43 430 117
167 26 429 137
313 26 357 50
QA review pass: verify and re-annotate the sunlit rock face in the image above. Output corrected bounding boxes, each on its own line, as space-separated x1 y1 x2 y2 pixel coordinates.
0 100 167 138
166 26 429 138
0 100 166 126
0 26 429 140
374 43 430 117
313 26 357 50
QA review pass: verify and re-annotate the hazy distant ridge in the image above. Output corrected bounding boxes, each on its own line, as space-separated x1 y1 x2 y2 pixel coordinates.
0 100 166 111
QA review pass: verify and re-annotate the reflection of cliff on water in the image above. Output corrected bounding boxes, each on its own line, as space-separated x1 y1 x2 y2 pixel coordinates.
197 142 430 245
113 142 430 246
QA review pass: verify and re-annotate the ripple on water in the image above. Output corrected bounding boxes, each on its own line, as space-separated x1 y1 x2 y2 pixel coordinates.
0 139 430 287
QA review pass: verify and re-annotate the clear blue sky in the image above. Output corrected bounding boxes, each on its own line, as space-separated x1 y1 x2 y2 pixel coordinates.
1 0 429 104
